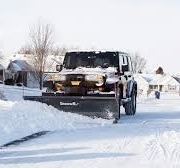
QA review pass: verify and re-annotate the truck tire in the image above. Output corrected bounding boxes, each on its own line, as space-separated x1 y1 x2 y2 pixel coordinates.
124 87 136 115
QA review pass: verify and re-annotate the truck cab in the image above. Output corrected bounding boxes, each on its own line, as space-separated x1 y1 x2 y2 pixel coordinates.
54 51 134 95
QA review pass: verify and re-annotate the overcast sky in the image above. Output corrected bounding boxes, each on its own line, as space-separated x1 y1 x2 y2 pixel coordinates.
0 0 180 73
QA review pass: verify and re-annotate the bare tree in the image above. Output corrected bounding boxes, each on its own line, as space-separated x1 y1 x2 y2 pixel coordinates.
18 44 33 54
131 52 146 73
50 47 67 64
51 46 67 56
50 46 80 64
29 21 53 90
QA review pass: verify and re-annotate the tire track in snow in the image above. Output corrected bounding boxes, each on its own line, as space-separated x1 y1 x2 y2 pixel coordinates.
170 143 180 167
171 148 180 167
146 131 180 167
147 131 168 161
0 131 49 148
97 137 131 154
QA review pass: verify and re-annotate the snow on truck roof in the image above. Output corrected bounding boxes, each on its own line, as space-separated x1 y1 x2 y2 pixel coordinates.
66 51 129 55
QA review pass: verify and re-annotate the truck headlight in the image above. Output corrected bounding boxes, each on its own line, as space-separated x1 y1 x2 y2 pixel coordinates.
85 74 97 81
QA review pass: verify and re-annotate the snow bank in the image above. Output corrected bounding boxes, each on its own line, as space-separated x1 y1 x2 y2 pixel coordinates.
0 100 111 146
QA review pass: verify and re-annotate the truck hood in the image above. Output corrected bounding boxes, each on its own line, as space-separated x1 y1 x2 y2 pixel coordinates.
60 67 117 76
59 67 119 84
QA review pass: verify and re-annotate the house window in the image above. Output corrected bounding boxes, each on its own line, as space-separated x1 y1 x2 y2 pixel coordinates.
168 85 176 91
149 85 153 90
154 85 158 89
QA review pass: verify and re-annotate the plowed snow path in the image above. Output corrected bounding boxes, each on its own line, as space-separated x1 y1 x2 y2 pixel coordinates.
1 94 180 168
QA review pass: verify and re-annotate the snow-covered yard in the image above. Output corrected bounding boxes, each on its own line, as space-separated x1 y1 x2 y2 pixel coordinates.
1 84 180 167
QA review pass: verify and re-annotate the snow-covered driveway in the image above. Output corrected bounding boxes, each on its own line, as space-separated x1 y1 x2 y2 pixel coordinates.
1 85 180 167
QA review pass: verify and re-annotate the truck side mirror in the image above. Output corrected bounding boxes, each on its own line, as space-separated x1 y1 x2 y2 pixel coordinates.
56 64 63 72
122 64 129 72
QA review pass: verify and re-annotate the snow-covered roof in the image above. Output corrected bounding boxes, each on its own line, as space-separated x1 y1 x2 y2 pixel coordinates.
149 74 180 86
7 60 33 73
133 74 149 85
10 54 32 62
134 73 180 86
10 54 64 72
141 73 157 82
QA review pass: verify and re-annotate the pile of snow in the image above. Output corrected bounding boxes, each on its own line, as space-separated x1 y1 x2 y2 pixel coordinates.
0 85 111 146
0 100 111 146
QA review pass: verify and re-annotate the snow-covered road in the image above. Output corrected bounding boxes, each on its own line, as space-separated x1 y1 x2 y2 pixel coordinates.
1 85 180 167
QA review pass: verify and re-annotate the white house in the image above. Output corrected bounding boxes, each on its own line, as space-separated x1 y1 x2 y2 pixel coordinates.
6 59 39 87
149 74 180 93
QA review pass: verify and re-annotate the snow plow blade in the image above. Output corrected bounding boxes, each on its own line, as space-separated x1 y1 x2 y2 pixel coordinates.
23 95 119 119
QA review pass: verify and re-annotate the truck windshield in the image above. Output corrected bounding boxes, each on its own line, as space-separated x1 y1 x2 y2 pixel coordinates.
63 52 119 69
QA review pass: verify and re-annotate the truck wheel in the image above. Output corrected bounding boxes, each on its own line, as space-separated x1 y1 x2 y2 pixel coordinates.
125 87 137 115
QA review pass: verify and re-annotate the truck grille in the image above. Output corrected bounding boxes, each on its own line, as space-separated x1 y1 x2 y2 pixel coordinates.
67 75 84 81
